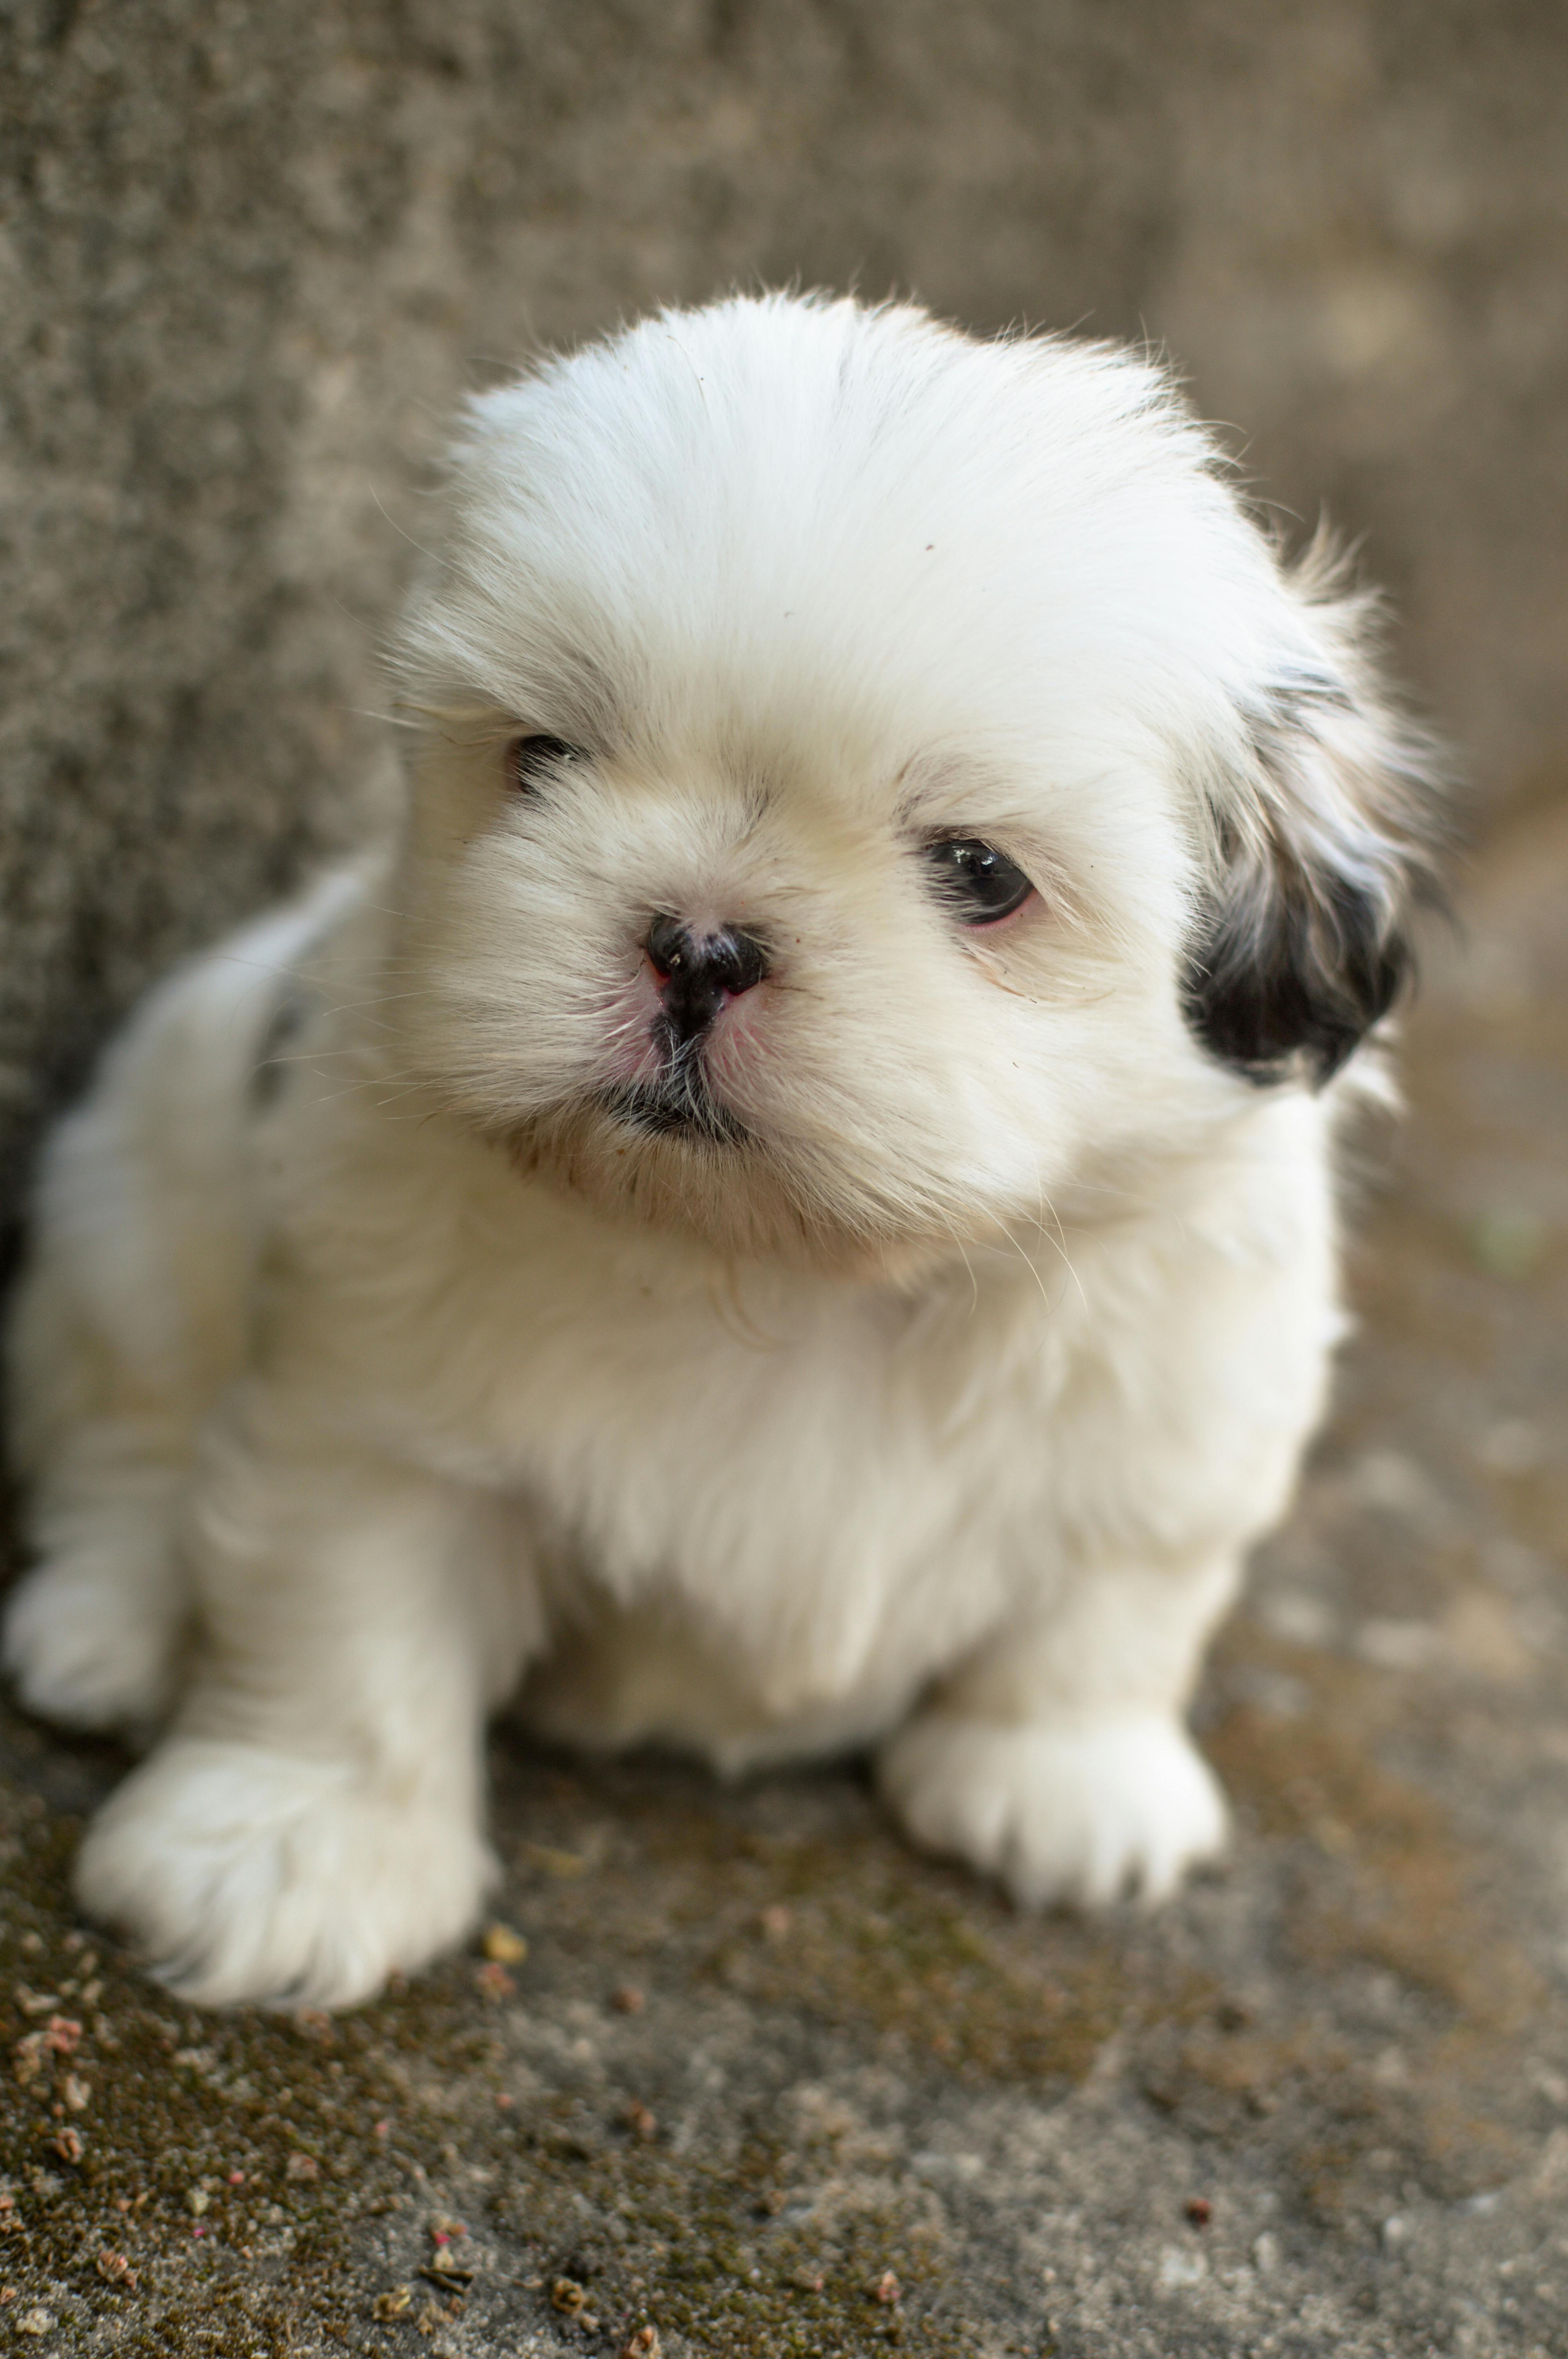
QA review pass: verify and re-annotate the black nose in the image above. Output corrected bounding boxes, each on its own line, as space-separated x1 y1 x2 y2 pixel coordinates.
644 914 770 1047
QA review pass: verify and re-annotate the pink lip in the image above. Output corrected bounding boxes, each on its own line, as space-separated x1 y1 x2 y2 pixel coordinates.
597 958 767 1090
600 965 668 1085
702 990 766 1094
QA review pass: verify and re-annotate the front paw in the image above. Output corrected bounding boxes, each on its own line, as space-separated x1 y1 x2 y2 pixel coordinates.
5 1554 182 1735
76 1739 494 2008
878 1710 1228 1908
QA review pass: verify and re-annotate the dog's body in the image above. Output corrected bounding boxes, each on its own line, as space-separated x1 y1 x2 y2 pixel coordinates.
4 295 1438 2005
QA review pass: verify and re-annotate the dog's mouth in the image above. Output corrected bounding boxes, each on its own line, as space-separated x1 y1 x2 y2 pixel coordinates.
596 1073 750 1147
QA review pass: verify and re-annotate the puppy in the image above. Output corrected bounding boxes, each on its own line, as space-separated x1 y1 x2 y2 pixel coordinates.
3 293 1440 2007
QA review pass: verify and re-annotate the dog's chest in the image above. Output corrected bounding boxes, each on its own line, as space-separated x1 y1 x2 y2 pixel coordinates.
434 1245 1062 1706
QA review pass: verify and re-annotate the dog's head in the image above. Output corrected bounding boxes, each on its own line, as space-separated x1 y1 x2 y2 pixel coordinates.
391 294 1442 1268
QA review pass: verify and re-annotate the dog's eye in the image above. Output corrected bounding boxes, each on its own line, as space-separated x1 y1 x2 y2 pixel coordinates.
505 734 584 792
922 837 1035 925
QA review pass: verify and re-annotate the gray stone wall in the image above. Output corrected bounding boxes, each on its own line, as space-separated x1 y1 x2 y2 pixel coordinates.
3 0 1566 1222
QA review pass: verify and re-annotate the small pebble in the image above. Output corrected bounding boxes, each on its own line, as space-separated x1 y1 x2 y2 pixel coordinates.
759 1904 793 1941
11 2035 45 2087
610 1984 646 2014
51 2128 83 2166
522 1842 588 1878
285 2152 320 2182
475 1960 515 2000
1185 2196 1212 2227
187 2188 210 2217
17 2311 54 2337
61 2076 91 2113
95 2251 136 2288
622 2100 657 2142
867 2269 900 2304
481 1922 528 1965
620 2330 661 2357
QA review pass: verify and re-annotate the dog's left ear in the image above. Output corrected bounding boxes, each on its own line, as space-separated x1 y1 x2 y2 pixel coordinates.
1183 547 1448 1087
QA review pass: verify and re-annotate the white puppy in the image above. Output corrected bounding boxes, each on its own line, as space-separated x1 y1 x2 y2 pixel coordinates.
4 294 1440 2007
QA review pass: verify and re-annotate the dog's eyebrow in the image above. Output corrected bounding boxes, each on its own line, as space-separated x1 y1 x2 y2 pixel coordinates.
891 756 1019 828
488 639 629 756
888 751 959 814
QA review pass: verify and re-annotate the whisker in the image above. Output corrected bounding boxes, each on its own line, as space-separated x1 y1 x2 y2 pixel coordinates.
933 1209 981 1318
993 1213 1061 1317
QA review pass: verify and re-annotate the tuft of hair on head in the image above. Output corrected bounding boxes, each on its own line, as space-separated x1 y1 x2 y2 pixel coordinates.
1183 529 1451 1089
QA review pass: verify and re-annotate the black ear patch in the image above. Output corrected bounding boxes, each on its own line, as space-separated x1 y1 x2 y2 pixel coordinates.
1182 834 1412 1087
1182 657 1445 1088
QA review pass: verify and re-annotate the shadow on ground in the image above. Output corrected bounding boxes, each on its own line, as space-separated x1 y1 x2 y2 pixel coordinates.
2 794 1566 2357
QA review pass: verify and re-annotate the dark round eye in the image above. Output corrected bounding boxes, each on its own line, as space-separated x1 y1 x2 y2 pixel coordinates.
505 734 584 792
922 837 1035 926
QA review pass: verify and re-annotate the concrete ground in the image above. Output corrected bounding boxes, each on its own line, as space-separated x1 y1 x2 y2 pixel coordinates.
1 789 1565 2355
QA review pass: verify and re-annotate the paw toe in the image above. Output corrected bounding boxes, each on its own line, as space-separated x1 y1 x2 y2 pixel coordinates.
880 1712 1228 1910
4 1559 180 1733
76 1741 492 2008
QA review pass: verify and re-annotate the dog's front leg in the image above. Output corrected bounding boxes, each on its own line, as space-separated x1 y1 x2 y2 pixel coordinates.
75 1385 535 2008
878 1548 1237 1907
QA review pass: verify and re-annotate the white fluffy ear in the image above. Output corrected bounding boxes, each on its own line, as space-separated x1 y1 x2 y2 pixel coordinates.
1184 539 1449 1085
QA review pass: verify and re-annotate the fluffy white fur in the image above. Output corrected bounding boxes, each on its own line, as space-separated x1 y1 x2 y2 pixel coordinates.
4 294 1438 2006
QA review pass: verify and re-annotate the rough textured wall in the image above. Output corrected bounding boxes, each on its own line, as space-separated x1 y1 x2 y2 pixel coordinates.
3 0 1566 1220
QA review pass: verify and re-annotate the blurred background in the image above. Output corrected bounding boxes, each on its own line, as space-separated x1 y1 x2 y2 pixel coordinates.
2 15 1567 2341
2 0 1566 1227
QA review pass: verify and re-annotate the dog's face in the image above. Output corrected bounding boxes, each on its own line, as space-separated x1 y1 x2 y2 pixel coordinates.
392 296 1438 1268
